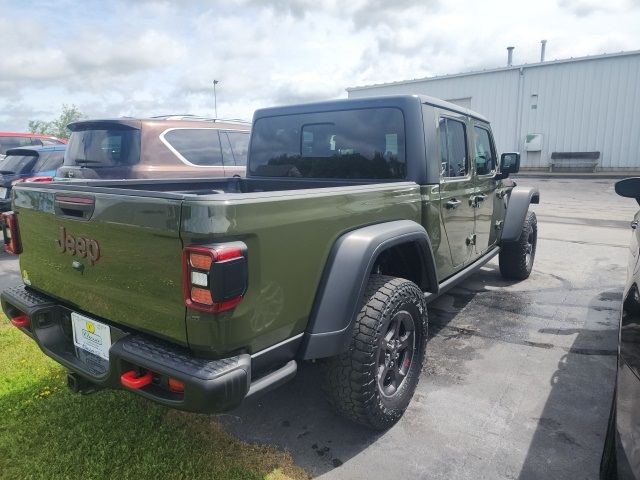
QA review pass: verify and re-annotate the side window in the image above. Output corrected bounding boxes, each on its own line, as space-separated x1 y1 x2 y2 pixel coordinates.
220 131 249 167
163 129 223 166
439 118 468 178
474 126 496 175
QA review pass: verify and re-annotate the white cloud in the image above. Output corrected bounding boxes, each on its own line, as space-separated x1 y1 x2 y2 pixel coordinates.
558 0 639 16
0 0 639 130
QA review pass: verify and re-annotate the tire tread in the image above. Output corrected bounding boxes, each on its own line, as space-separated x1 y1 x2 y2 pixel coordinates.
322 275 427 430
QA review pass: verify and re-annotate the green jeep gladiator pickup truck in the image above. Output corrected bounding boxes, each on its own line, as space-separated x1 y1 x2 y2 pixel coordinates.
1 95 539 430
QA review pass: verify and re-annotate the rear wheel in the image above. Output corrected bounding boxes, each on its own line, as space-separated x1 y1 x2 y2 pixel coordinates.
499 210 537 280
322 275 427 430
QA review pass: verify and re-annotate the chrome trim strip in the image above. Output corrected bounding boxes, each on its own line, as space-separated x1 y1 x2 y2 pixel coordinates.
251 333 304 358
158 127 249 169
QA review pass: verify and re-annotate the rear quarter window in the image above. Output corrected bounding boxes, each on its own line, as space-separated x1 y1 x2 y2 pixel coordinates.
249 108 406 179
162 129 223 167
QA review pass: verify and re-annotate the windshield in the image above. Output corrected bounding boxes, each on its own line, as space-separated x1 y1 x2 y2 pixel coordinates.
64 128 141 166
0 154 38 174
249 108 406 179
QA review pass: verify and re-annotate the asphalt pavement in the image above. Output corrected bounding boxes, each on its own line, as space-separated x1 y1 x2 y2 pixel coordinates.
0 177 635 479
219 177 635 479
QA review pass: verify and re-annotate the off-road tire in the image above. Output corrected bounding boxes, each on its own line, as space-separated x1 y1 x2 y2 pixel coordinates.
499 210 537 280
322 275 428 430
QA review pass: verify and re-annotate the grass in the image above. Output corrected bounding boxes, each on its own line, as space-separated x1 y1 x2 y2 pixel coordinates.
0 315 308 480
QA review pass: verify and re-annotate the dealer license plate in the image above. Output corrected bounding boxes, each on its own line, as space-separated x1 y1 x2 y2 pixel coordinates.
71 312 112 361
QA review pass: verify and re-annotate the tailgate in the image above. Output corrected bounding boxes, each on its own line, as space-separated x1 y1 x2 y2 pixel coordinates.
14 186 186 344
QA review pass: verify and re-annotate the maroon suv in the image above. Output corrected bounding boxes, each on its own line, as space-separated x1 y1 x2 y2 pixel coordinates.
56 116 250 180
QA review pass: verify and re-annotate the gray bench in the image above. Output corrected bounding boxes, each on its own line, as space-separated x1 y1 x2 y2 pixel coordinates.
549 152 600 172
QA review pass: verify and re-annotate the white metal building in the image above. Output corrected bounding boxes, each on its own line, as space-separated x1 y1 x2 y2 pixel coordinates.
347 50 640 172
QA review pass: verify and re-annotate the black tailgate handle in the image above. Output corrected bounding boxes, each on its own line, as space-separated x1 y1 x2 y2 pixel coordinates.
54 194 95 220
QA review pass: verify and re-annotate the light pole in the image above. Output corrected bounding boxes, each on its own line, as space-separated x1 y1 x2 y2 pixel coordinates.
213 80 219 118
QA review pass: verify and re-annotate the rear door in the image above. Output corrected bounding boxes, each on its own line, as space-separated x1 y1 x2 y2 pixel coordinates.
438 113 476 268
472 123 499 255
14 186 187 344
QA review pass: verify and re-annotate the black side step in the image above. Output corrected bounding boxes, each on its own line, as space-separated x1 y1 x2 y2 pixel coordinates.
246 360 297 398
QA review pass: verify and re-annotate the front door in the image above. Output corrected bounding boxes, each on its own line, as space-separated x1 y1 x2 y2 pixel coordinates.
472 124 499 255
438 114 475 268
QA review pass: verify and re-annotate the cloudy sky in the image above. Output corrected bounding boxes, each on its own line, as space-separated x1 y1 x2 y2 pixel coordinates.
1 0 639 131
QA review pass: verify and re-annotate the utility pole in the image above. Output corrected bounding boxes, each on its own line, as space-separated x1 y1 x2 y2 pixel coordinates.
213 80 219 118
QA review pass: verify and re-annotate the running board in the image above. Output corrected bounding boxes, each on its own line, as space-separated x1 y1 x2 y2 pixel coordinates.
424 247 500 303
246 360 297 398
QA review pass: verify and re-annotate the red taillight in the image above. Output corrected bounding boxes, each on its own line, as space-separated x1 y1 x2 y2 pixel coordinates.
24 176 54 183
190 252 213 270
191 287 213 304
1 211 22 254
182 244 247 313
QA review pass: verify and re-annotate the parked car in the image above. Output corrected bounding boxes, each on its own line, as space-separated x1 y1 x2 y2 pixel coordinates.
56 116 250 180
0 132 66 158
0 95 538 430
0 144 65 212
601 177 640 479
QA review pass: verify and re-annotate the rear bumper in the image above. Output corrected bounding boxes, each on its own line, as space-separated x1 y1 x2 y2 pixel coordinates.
1 284 251 413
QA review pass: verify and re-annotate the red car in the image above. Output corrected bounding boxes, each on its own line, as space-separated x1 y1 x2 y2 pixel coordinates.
0 132 67 157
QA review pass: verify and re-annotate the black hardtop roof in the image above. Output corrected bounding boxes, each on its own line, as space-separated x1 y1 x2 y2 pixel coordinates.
253 94 489 123
67 117 251 132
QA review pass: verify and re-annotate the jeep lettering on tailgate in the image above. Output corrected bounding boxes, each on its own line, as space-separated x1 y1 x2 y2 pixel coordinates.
56 226 101 265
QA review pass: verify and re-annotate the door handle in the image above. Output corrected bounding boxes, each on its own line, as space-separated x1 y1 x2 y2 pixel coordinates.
445 199 461 210
632 220 638 230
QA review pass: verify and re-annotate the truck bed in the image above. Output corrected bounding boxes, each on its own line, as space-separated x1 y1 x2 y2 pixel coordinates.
12 177 423 356
44 177 388 199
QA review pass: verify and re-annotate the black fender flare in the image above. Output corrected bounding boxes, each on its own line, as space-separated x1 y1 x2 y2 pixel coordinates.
299 220 438 360
500 186 540 243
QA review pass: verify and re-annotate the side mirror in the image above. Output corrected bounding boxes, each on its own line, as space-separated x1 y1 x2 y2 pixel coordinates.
615 178 640 200
499 152 520 178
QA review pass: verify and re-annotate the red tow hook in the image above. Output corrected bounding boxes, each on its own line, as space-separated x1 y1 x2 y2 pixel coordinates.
10 315 30 329
121 370 153 389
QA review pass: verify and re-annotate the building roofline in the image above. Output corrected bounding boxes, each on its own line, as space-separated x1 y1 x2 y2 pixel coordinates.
346 49 640 92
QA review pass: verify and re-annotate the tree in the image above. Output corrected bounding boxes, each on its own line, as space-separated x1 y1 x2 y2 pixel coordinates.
28 104 85 140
